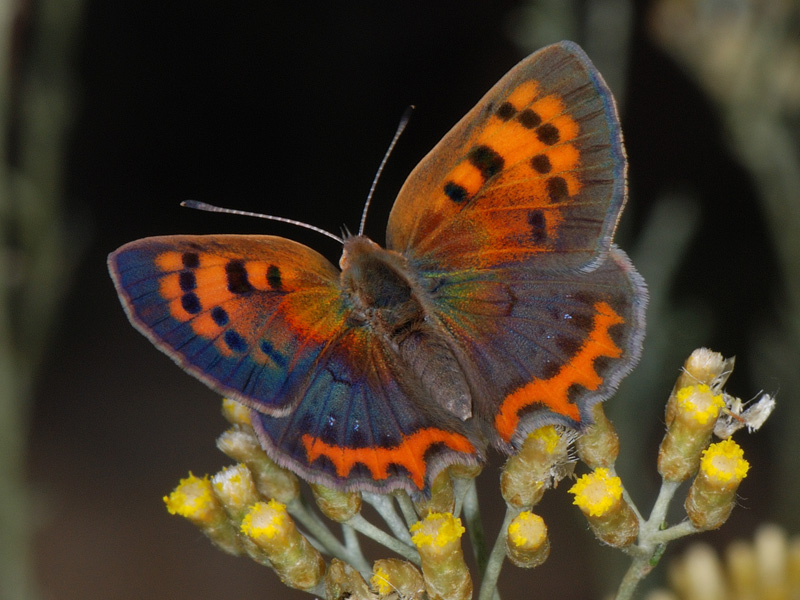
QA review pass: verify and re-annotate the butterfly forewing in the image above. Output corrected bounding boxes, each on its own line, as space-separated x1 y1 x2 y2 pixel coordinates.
386 41 646 446
109 235 346 416
387 41 626 274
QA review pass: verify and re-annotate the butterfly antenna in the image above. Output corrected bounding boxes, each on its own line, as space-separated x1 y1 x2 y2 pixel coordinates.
358 105 414 236
182 200 344 244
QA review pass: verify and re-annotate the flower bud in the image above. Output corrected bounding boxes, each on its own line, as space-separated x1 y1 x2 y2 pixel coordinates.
410 513 471 600
325 558 374 599
163 473 243 555
685 439 749 530
576 402 620 469
501 425 571 508
310 483 362 522
211 463 261 523
505 511 550 568
221 397 253 426
672 348 733 395
569 468 638 547
217 427 300 503
414 468 455 517
658 385 725 481
241 500 326 590
371 559 425 599
448 463 483 481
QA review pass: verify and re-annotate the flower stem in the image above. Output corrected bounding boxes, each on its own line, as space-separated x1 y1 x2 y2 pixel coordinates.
347 514 420 564
289 498 369 572
462 479 490 573
363 492 413 543
477 506 519 600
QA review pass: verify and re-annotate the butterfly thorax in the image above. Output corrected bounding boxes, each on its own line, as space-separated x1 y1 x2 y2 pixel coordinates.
340 235 473 421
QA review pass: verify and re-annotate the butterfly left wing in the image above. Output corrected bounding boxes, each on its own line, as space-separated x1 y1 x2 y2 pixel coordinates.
109 235 483 493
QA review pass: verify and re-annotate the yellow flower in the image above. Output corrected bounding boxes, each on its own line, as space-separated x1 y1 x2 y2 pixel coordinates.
570 468 623 517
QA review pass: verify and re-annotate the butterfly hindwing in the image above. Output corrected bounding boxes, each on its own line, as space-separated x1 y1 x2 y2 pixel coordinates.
386 41 626 273
251 325 482 493
423 246 646 447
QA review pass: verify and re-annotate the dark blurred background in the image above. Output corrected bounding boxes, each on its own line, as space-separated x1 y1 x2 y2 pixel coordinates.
3 1 799 599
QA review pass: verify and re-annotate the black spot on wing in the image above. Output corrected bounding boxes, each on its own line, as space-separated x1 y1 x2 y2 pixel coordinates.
530 154 551 174
468 145 504 179
181 292 201 314
536 123 560 146
182 252 200 269
527 210 547 244
546 177 569 202
224 330 247 353
267 264 282 290
211 306 229 326
496 102 517 121
179 271 196 292
260 340 287 368
444 181 468 203
226 260 254 294
518 109 542 129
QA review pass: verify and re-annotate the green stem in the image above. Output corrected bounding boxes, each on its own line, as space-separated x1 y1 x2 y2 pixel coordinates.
650 520 700 544
451 475 472 518
477 506 518 600
394 491 419 528
346 514 420 564
462 479 490 573
615 479 683 599
363 492 413 543
288 498 369 572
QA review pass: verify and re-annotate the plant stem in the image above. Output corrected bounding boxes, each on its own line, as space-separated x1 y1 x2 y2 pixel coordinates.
347 514 420 564
477 506 518 600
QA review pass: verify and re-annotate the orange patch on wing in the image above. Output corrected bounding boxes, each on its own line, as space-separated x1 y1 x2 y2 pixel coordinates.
155 251 185 272
447 160 485 198
495 301 625 442
505 81 539 108
301 428 476 490
547 143 580 172
191 311 224 340
480 125 544 168
159 273 183 300
559 173 583 198
194 266 237 305
532 94 566 120
549 114 580 142
242 261 274 292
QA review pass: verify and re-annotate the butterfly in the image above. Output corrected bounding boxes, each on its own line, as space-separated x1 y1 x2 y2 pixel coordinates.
108 41 647 495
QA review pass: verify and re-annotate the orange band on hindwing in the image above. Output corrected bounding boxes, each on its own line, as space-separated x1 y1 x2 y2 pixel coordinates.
301 429 476 490
495 301 625 441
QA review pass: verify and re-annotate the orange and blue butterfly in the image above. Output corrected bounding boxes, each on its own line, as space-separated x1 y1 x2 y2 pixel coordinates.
108 41 647 495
